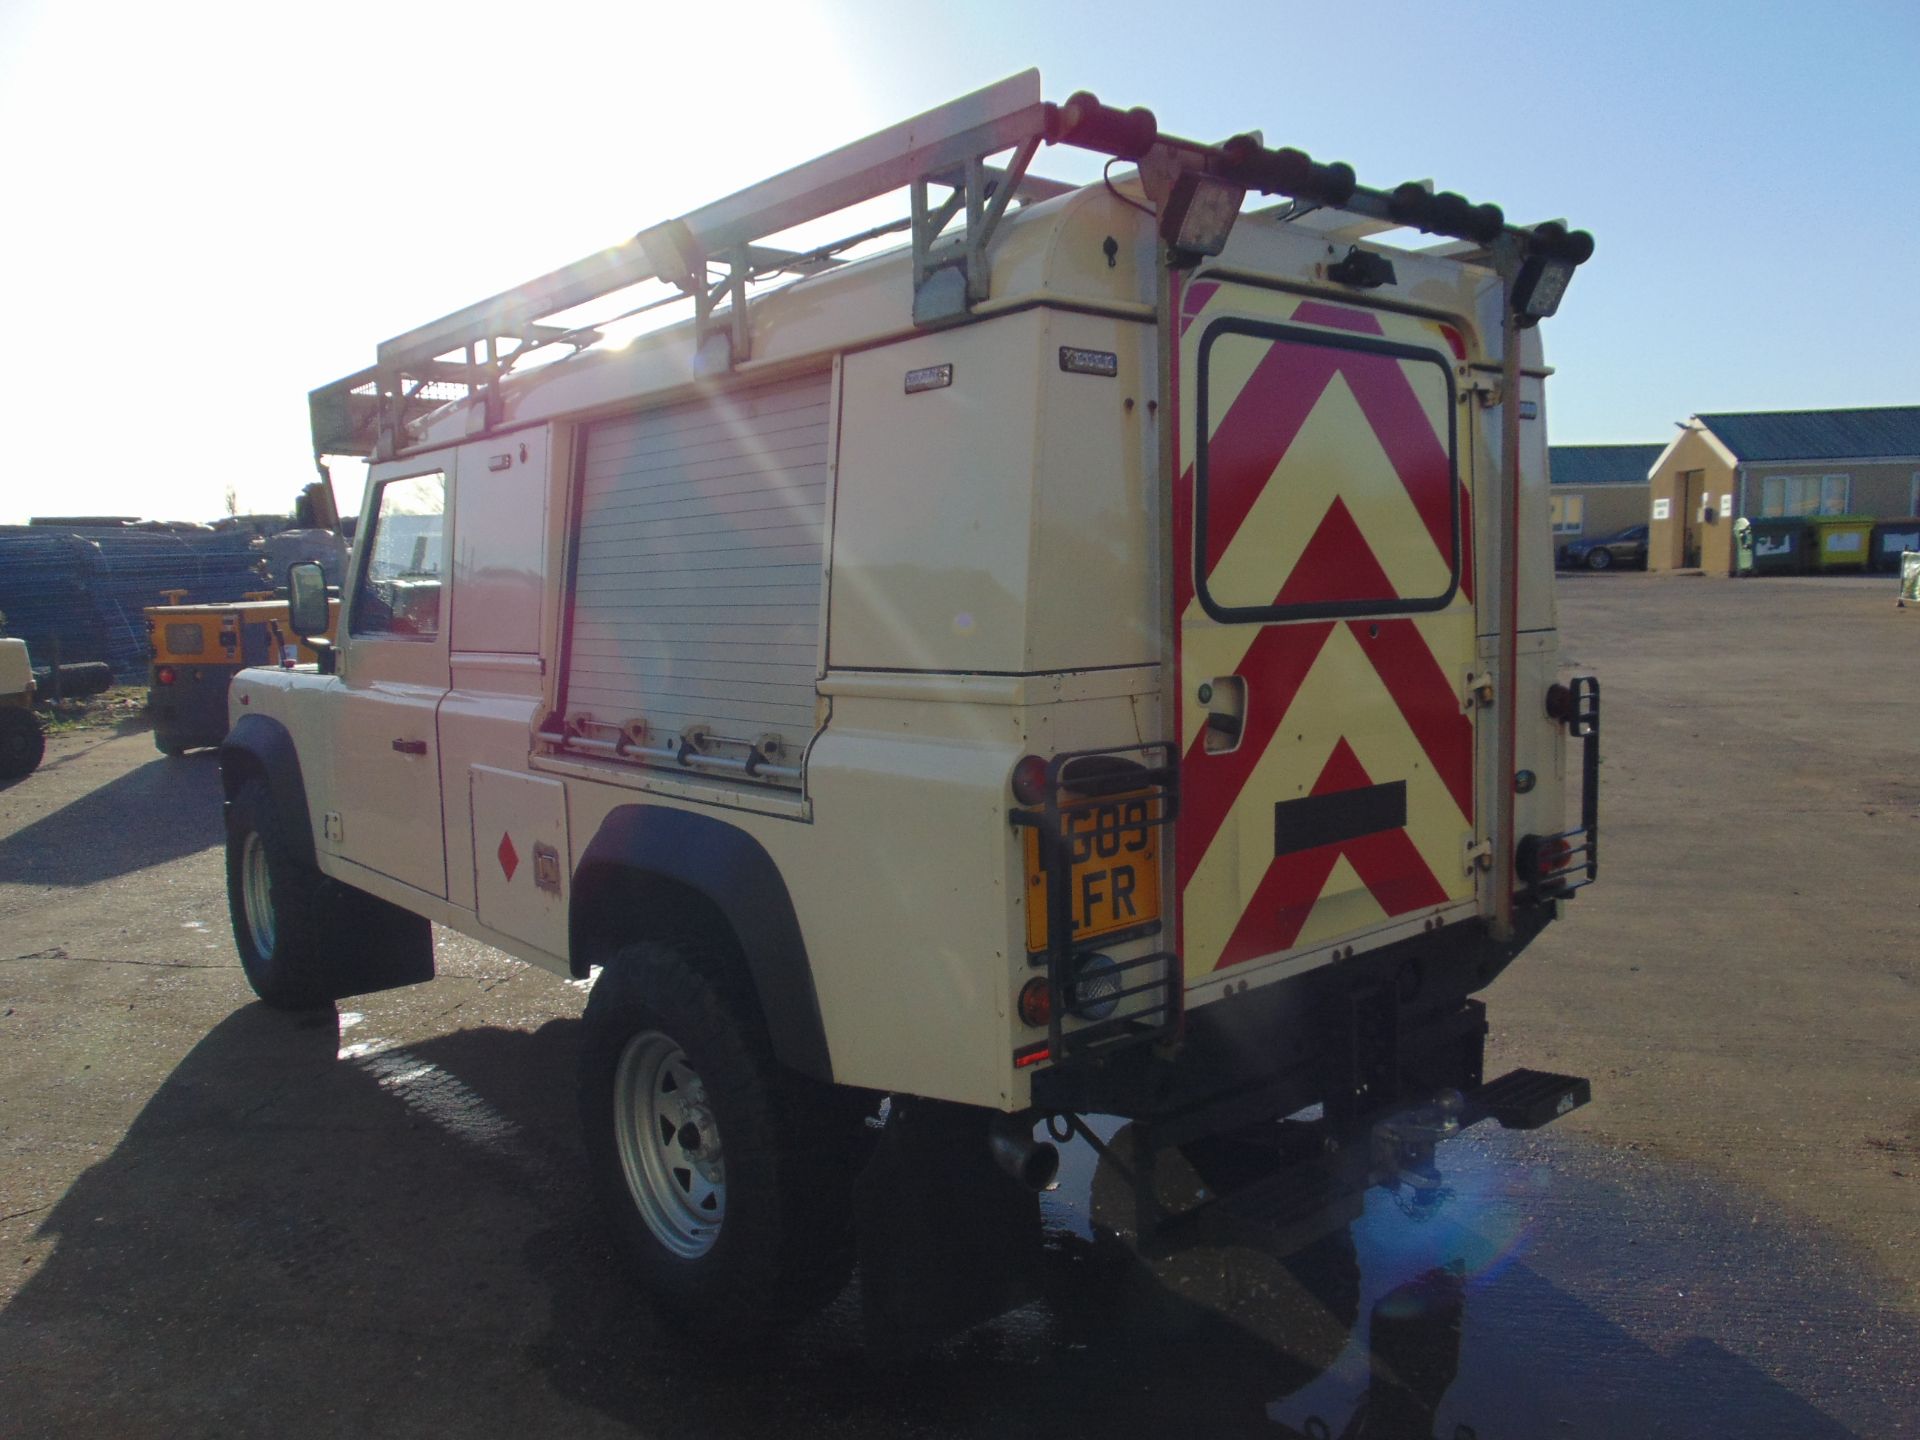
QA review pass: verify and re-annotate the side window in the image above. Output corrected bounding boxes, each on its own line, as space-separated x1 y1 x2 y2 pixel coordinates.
352 472 447 638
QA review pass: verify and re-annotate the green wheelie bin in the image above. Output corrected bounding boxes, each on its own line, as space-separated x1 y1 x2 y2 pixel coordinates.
1746 517 1809 574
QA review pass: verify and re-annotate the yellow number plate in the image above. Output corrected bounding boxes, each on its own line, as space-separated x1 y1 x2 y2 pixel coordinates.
1023 793 1162 953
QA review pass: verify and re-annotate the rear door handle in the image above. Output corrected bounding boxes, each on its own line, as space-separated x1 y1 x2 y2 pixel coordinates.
392 738 428 755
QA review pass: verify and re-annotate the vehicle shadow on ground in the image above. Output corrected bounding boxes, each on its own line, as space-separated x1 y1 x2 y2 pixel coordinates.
0 749 221 885
0 1001 1897 1439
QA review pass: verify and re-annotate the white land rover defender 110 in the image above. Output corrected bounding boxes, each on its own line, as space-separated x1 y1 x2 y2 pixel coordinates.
222 74 1600 1344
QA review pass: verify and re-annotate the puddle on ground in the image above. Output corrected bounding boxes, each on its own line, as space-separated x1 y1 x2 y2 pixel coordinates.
1008 1120 1908 1438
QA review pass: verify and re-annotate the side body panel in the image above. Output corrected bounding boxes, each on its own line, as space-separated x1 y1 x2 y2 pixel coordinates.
472 766 569 956
828 309 1156 674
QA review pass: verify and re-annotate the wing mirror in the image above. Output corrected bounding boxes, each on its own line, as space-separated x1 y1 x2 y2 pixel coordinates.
287 562 337 674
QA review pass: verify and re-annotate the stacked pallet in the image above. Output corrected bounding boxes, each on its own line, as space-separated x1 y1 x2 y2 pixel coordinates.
0 524 268 679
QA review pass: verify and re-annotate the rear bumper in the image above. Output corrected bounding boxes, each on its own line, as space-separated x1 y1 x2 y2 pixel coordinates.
1141 1063 1591 1258
1031 903 1553 1128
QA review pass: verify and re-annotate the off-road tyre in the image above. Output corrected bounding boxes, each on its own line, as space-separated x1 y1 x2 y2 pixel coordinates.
580 938 867 1336
0 707 47 781
225 777 335 1009
1586 547 1613 571
155 732 189 757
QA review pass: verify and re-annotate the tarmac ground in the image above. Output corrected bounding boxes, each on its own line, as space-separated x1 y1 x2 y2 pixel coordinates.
1 572 1915 1438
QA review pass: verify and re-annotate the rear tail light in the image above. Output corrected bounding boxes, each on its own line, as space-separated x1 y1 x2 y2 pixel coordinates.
156 666 176 686
1011 754 1049 806
1518 833 1572 880
1017 977 1051 1029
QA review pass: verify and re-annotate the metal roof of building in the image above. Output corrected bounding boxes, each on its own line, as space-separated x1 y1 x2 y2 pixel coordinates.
1549 444 1663 485
1693 405 1920 463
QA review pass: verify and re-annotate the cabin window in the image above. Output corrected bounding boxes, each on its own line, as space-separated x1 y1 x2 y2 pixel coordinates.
352 472 447 638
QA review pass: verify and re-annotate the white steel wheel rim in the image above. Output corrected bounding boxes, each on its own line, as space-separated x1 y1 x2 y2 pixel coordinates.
613 1031 726 1258
241 832 277 960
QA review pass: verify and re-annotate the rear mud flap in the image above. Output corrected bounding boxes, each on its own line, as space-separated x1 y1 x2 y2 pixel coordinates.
852 1099 1041 1356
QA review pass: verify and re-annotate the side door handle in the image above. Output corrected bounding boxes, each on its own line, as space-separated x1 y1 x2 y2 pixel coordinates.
392 738 428 755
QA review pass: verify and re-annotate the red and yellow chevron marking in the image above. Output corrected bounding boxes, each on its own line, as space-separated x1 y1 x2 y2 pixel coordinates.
1173 280 1478 979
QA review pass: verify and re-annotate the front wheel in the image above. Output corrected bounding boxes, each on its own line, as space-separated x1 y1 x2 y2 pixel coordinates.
1586 547 1614 571
226 778 332 1008
580 940 865 1334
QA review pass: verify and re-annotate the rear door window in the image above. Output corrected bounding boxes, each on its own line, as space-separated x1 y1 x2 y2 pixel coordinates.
1195 322 1459 622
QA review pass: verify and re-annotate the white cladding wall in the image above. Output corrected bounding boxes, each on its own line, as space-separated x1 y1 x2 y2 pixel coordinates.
565 371 831 765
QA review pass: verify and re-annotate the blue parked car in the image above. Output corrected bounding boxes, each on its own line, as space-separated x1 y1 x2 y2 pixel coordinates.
1558 524 1648 571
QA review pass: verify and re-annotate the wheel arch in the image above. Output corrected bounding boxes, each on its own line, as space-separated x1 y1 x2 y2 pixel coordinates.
570 804 833 1083
219 713 318 867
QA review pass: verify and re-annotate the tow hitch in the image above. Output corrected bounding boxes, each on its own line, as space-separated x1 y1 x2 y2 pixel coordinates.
1108 1066 1592 1260
1374 1068 1593 1194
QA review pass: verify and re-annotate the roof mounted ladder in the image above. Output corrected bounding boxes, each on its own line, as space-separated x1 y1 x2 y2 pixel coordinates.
313 72 1594 462
316 71 1058 459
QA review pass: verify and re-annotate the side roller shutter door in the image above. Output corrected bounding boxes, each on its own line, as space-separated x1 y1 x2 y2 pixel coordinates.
566 371 831 783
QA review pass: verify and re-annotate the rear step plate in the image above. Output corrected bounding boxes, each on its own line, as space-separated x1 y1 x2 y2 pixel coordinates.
1465 1068 1592 1130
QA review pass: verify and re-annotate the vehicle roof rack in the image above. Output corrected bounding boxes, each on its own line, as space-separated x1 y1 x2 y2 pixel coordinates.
314 72 1592 461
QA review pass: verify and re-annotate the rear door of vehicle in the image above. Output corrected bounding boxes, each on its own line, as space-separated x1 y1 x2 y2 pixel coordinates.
1172 278 1479 984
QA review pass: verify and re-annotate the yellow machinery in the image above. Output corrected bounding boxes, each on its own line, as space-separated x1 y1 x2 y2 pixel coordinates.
144 594 338 755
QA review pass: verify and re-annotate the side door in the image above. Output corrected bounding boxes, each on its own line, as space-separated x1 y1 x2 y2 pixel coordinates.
1172 279 1478 983
332 463 452 897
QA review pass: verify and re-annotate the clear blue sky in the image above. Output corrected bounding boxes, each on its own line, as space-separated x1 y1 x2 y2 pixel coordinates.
1 0 1914 521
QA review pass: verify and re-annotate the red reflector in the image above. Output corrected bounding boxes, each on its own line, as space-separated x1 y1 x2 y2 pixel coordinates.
1013 1043 1050 1070
1438 323 1467 361
156 667 176 686
1011 754 1050 806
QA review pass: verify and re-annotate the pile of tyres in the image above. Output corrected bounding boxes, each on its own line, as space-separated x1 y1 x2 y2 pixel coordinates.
0 523 268 680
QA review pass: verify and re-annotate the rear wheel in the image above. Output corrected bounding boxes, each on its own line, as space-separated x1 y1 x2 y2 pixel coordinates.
580 939 864 1334
0 707 47 780
1586 547 1613 571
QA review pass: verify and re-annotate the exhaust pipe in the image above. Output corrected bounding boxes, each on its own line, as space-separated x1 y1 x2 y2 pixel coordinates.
987 1113 1060 1191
